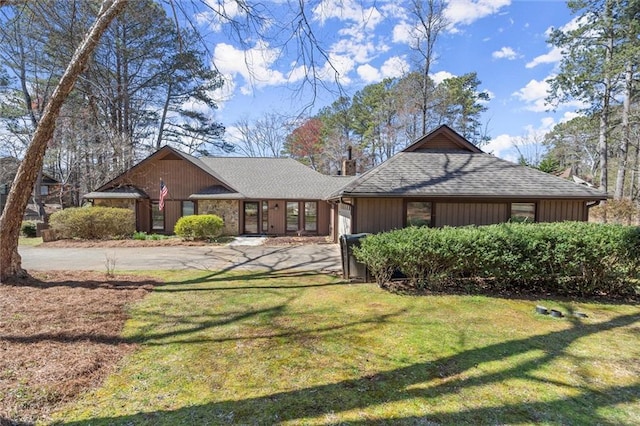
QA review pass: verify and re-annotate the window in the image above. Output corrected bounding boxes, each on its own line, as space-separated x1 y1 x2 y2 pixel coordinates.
244 202 259 234
511 202 536 222
182 200 195 217
262 201 269 233
304 202 317 232
151 202 164 231
406 201 432 227
286 201 299 232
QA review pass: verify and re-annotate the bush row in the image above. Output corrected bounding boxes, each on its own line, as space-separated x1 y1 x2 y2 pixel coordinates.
354 222 640 298
50 206 135 239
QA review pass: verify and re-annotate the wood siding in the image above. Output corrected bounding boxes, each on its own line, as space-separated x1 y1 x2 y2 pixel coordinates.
435 202 508 227
538 200 587 222
418 134 463 150
355 198 404 233
352 197 590 234
109 156 224 234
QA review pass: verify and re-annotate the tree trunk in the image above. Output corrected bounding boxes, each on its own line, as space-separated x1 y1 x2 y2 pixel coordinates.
614 62 632 200
0 0 128 283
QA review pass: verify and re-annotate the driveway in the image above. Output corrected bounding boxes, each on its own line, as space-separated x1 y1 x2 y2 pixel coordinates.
18 243 342 273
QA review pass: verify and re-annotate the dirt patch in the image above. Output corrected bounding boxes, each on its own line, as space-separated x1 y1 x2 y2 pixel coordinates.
0 271 158 424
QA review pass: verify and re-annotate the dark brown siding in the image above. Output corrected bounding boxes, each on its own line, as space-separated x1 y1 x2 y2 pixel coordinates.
109 157 224 233
121 158 223 199
355 198 404 233
538 200 587 222
436 202 508 227
420 134 463 150
318 201 331 235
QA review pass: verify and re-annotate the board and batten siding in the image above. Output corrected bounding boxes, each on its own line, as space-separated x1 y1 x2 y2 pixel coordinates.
113 157 224 233
537 200 588 222
355 198 404 233
435 202 508 227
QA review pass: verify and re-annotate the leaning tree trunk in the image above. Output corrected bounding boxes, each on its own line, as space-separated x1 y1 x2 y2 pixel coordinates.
0 0 128 283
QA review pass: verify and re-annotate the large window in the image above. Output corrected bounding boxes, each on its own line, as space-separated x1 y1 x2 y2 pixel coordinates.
304 202 317 232
286 201 299 232
262 201 269 233
511 202 536 222
182 200 195 217
406 201 432 227
244 202 259 234
151 202 164 231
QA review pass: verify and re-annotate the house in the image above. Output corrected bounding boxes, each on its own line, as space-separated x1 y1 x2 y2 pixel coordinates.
0 157 68 219
83 146 353 236
327 125 607 235
83 126 607 239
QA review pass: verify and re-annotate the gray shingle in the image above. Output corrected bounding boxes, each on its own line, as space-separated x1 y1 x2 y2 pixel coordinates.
198 157 354 199
333 150 606 200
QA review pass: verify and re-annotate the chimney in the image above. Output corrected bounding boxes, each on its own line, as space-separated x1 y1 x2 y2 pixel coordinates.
342 146 356 176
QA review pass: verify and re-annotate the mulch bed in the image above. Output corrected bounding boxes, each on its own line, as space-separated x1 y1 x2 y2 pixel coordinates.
40 236 333 248
0 271 158 424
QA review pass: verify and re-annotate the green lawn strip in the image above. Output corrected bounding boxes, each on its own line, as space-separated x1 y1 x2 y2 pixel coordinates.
18 236 43 246
53 270 640 425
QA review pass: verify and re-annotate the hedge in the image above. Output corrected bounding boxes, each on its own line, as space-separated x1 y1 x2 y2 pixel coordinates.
174 214 223 240
49 206 135 240
354 222 640 298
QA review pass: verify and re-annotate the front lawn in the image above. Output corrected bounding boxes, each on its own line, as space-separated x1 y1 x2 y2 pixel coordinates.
50 270 640 425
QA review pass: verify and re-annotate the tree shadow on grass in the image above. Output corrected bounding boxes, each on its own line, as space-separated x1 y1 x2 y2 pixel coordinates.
60 312 640 425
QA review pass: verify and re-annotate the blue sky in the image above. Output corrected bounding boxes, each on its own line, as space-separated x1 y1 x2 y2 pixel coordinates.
196 0 580 162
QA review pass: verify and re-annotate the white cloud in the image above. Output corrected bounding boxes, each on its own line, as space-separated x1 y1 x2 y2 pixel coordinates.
392 21 413 44
357 64 381 83
484 133 517 160
445 0 511 29
195 0 245 32
431 70 455 85
214 41 301 95
492 46 517 60
526 46 563 68
313 0 383 30
380 56 409 78
513 79 550 112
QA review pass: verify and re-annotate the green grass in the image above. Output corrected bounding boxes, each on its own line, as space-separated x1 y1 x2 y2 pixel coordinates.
18 236 42 246
53 270 640 425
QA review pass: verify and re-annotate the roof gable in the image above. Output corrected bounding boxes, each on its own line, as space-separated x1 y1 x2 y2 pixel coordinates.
96 145 236 193
403 125 483 153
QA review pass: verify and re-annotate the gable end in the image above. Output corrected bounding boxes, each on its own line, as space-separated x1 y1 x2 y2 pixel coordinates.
403 125 483 153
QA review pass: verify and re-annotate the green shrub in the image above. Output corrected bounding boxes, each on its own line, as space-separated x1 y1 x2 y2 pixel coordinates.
355 222 640 299
174 214 223 240
21 221 39 238
133 231 148 240
49 206 135 239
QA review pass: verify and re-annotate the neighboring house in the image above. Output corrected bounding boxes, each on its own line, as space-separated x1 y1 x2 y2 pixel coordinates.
328 125 607 235
83 146 354 236
0 157 67 219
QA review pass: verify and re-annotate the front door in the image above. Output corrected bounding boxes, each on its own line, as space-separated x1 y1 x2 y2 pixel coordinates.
243 201 259 234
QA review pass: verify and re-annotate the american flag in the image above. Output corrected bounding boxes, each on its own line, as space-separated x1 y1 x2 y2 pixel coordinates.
159 179 168 211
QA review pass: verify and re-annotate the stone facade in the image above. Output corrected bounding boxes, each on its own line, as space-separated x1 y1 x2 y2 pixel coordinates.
198 199 239 235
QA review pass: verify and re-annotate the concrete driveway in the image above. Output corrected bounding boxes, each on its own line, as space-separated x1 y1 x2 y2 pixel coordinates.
18 243 342 273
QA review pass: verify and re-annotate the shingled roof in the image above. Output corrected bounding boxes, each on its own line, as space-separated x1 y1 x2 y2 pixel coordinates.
329 125 607 201
196 157 353 199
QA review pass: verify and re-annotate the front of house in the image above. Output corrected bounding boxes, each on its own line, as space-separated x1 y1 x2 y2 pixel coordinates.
83 146 352 237
328 125 607 235
84 126 607 239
